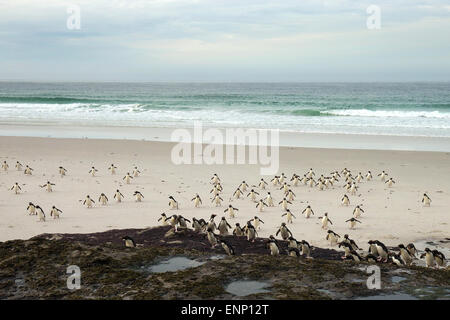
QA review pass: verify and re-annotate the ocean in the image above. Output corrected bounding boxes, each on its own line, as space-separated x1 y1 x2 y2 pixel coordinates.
0 82 449 137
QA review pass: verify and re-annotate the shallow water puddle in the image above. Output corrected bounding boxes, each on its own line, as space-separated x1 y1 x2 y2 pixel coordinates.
391 276 407 283
148 257 205 273
225 280 270 297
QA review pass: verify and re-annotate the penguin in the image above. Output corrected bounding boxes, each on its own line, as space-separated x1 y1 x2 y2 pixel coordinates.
233 223 245 236
266 192 274 207
122 236 136 248
278 198 292 211
378 171 388 182
123 172 133 184
168 214 179 227
98 193 109 205
271 176 280 186
300 175 308 185
345 217 362 230
108 164 117 175
132 166 141 177
348 182 358 195
345 250 363 262
36 205 45 222
2 161 9 171
50 206 62 219
374 240 389 262
207 214 217 232
341 194 350 206
406 243 418 258
133 191 144 202
306 168 315 179
290 174 300 187
191 194 202 207
177 215 191 229
342 234 359 251
255 199 268 212
341 168 349 175
385 178 396 187
239 181 249 192
316 179 326 191
279 182 290 193
285 189 296 201
168 196 179 209
210 173 220 185
192 217 206 232
288 247 301 257
331 171 341 180
338 241 353 259
218 217 232 235
302 205 315 219
10 182 22 194
365 254 378 263
280 172 287 183
15 161 23 171
233 188 243 199
211 194 223 207
158 213 170 226
389 252 404 266
287 236 299 249
268 238 280 256
247 189 259 202
352 205 364 218
206 228 218 248
276 222 292 240
422 193 431 207
432 250 446 268
89 167 98 177
319 212 333 229
420 248 435 268
325 177 334 188
281 209 296 224
114 189 125 202
58 166 67 177
224 204 239 218
24 165 33 175
366 171 373 181
326 230 340 246
300 240 312 258
252 216 265 230
258 178 268 190
245 222 257 242
210 185 221 196
220 240 235 256
356 172 364 183
368 240 379 258
27 202 36 215
307 177 316 188
40 181 55 192
398 244 413 266
82 195 95 208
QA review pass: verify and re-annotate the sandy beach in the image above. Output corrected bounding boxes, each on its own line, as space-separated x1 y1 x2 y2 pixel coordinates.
0 135 449 253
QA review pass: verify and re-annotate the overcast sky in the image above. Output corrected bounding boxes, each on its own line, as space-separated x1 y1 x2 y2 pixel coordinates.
0 0 449 82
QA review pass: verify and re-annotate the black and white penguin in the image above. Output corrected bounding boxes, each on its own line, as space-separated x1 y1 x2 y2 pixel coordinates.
276 223 292 240
432 250 446 268
108 164 117 175
191 217 206 232
390 252 405 266
212 194 224 207
206 228 218 248
385 178 396 187
420 248 435 268
288 247 301 257
210 173 220 185
285 189 296 201
59 166 67 177
281 209 296 224
374 240 389 262
366 171 373 181
326 230 340 246
207 214 217 232
40 181 55 192
114 189 125 202
345 217 362 230
278 198 292 211
133 191 144 202
89 166 98 177
177 215 191 229
27 202 36 215
218 217 232 235
406 243 418 258
158 213 170 226
168 196 179 209
50 206 62 219
123 172 133 184
300 240 312 258
122 236 136 248
398 244 413 265
10 182 22 194
341 194 350 206
255 199 268 212
338 241 353 259
2 161 9 171
368 240 379 258
24 165 33 175
191 194 202 207
247 189 260 202
267 238 280 256
83 195 95 208
239 181 249 192
220 240 235 256
233 188 243 199
36 205 45 222
378 170 388 182
252 216 265 230
245 222 257 242
302 205 315 219
352 205 364 218
224 204 239 218
343 234 359 251
319 212 333 229
422 193 432 207
258 178 268 190
15 161 23 171
266 192 274 207
132 166 141 177
233 223 245 236
99 193 109 205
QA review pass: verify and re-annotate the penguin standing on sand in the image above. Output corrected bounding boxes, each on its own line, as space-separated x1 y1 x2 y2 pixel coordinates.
352 205 364 218
356 172 364 183
108 164 117 175
133 191 144 202
99 193 109 205
268 238 280 256
210 173 220 185
191 194 202 207
252 216 265 230
212 194 224 207
306 168 315 179
50 206 62 219
114 189 125 203
59 166 67 177
302 205 315 219
131 166 140 177
349 182 358 195
245 222 257 242
341 194 350 206
27 202 36 215
279 198 292 211
15 161 23 171
290 174 300 187
220 240 235 256
385 178 396 187
2 161 9 171
366 171 373 181
422 193 432 206
271 176 280 186
158 213 169 226
233 188 243 199
280 182 290 193
326 230 340 246
266 192 274 207
258 178 268 190
285 189 296 201
224 205 239 218
24 165 33 175
247 189 259 202
82 195 95 208
122 236 136 248
307 177 316 188
123 172 133 184
233 223 245 236
319 212 333 229
40 181 55 192
168 196 179 209
206 228 218 248
10 182 22 194
345 217 362 230
89 167 98 177
218 217 232 235
378 171 388 182
276 222 292 240
256 199 268 212
281 209 296 224
239 181 249 192
338 242 353 259
36 205 45 222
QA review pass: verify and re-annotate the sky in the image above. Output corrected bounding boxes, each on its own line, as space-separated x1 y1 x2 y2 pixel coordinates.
0 0 449 82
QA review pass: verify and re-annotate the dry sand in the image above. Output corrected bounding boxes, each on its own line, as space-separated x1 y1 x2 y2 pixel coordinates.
0 136 449 252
